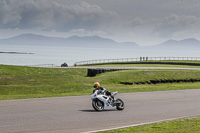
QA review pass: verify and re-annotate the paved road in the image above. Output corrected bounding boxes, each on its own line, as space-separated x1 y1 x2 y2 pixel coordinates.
0 89 200 133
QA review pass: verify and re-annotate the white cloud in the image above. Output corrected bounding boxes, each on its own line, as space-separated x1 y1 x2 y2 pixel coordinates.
69 28 106 37
1 0 200 45
70 29 86 33
0 0 117 31
0 0 21 26
127 17 144 28
155 14 200 37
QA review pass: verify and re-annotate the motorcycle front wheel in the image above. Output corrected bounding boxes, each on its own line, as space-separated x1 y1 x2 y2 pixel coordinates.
116 99 125 110
92 100 104 111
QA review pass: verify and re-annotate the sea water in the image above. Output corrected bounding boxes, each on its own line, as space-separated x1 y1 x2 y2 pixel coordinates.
0 44 199 66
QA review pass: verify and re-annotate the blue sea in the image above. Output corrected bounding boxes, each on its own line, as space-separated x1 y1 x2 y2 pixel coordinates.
0 44 199 66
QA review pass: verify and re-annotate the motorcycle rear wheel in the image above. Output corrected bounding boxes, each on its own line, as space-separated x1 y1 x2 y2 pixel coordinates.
92 100 104 111
116 99 125 110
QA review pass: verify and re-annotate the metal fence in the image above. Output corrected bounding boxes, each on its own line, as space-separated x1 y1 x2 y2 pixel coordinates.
148 57 200 61
74 57 200 65
28 64 58 67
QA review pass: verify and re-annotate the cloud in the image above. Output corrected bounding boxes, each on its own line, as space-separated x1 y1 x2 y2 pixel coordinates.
1 0 200 45
0 0 22 26
69 28 106 36
127 17 144 28
155 14 200 37
0 0 117 31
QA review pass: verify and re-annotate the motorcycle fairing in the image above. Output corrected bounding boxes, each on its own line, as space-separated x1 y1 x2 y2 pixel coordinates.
91 90 116 110
97 94 116 110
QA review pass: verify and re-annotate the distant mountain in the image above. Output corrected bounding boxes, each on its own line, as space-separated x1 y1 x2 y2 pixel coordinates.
0 33 139 48
179 38 200 47
67 35 115 43
12 33 53 40
159 39 178 46
1 34 199 50
157 38 200 49
0 33 65 46
65 35 117 47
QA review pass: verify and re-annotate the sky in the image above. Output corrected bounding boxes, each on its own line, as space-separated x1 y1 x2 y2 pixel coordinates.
0 0 200 46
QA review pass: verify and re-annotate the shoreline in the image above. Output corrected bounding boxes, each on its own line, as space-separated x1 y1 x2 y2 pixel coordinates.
0 52 34 54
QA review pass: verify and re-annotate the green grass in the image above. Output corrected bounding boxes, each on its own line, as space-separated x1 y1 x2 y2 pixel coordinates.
98 69 200 93
1 64 200 100
81 60 200 68
87 64 200 68
0 65 90 100
98 116 200 133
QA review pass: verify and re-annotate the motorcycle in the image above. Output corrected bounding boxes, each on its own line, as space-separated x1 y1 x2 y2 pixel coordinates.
91 90 125 111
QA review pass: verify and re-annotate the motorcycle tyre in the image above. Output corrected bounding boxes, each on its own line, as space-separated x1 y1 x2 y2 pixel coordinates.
116 99 125 110
92 100 104 111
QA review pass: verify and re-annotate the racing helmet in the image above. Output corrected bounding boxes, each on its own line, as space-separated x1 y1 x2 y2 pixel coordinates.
94 82 100 89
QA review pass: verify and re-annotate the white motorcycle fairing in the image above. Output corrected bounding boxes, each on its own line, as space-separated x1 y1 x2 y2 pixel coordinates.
91 90 117 110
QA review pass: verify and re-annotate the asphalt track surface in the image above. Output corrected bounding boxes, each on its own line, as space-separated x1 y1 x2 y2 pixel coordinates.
0 89 200 133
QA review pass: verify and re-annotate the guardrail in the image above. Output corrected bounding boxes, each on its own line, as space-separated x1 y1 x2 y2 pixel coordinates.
28 64 58 67
75 58 139 65
74 57 200 66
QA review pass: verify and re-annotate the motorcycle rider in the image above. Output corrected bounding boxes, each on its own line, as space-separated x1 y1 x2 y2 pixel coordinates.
93 82 113 99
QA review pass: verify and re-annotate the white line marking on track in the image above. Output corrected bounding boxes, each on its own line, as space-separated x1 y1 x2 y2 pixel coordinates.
82 114 200 133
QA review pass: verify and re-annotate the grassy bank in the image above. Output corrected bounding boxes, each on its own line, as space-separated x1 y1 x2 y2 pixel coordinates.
0 65 89 100
86 64 200 68
99 116 200 133
81 60 200 68
1 65 200 100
